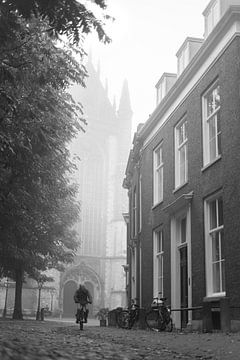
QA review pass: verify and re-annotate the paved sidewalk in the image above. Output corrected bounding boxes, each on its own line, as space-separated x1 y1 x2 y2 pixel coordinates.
0 319 240 359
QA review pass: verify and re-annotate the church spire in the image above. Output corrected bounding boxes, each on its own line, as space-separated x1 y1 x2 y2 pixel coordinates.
112 96 116 113
117 79 133 130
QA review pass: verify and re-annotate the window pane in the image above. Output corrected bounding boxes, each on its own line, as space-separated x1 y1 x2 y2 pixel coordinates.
220 231 224 258
212 232 220 262
206 86 220 117
179 125 184 145
208 116 217 161
209 138 216 162
158 256 163 276
209 200 217 229
217 132 221 156
209 116 216 140
216 112 221 156
156 231 163 253
181 217 187 244
158 168 163 200
180 145 187 184
155 148 162 167
221 260 226 292
218 198 223 226
213 262 220 293
214 86 220 107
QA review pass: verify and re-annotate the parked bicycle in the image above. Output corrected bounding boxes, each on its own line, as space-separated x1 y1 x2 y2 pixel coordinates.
117 299 140 329
145 293 173 332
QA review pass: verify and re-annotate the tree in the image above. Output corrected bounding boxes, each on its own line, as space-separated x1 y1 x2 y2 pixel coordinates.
0 0 112 320
0 0 111 45
0 16 86 319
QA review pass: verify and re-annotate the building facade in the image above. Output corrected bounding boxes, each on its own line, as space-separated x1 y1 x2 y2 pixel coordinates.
123 0 240 331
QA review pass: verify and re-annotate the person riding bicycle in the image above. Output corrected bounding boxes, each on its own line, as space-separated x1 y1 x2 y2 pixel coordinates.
74 284 92 323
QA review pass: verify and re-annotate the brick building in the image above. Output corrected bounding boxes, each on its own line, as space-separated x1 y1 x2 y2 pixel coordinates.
123 0 240 331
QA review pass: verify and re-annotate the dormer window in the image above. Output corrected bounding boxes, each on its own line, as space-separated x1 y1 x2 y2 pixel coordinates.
155 73 177 105
176 38 203 76
156 76 166 105
178 43 189 75
203 0 220 38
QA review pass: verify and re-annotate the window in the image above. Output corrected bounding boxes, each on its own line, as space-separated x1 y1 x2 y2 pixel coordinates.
175 119 188 188
205 194 225 296
156 77 166 105
153 144 163 205
205 0 220 37
178 43 189 75
180 217 187 245
132 187 137 238
153 229 164 297
202 82 221 166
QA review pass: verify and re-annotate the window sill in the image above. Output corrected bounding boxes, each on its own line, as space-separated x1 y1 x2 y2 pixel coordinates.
173 181 188 194
203 293 226 302
152 200 163 210
201 155 221 172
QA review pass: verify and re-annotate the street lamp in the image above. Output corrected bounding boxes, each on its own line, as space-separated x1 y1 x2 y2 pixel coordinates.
2 279 9 318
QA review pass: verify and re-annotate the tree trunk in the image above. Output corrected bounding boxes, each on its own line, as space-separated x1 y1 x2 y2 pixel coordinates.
13 267 23 320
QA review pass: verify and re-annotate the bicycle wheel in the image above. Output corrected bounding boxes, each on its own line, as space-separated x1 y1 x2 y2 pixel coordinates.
77 308 84 330
161 307 173 332
165 317 173 332
128 311 137 329
117 310 130 329
145 309 165 332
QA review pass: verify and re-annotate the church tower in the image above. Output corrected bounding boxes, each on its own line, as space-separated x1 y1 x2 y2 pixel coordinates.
59 56 132 316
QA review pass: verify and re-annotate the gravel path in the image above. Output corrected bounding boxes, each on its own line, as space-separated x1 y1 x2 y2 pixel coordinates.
0 319 240 359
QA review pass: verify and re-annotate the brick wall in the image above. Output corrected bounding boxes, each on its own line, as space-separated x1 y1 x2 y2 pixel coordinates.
138 36 240 313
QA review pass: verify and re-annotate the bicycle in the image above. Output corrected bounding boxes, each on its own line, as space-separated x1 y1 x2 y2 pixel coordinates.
145 294 173 332
76 303 89 330
117 299 140 329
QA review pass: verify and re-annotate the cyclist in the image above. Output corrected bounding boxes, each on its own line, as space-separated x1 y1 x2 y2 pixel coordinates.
74 284 92 323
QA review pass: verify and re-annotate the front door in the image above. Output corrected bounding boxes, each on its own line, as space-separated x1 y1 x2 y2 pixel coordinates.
180 246 188 328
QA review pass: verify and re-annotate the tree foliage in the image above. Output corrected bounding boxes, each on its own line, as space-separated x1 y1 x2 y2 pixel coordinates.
0 1 108 318
0 0 111 44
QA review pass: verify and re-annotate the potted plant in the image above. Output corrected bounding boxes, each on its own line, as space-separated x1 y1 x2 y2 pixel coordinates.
96 308 109 327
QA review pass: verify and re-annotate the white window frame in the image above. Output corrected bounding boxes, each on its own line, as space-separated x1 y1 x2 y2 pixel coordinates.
153 143 163 206
153 229 164 297
175 118 188 188
202 81 221 167
204 193 225 297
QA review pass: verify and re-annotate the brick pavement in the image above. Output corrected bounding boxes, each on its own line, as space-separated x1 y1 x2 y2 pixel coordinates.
0 319 240 359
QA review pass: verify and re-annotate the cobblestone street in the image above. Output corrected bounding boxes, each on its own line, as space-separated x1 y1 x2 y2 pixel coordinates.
1 319 240 359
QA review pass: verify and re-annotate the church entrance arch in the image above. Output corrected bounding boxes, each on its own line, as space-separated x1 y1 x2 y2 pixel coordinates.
63 280 77 317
